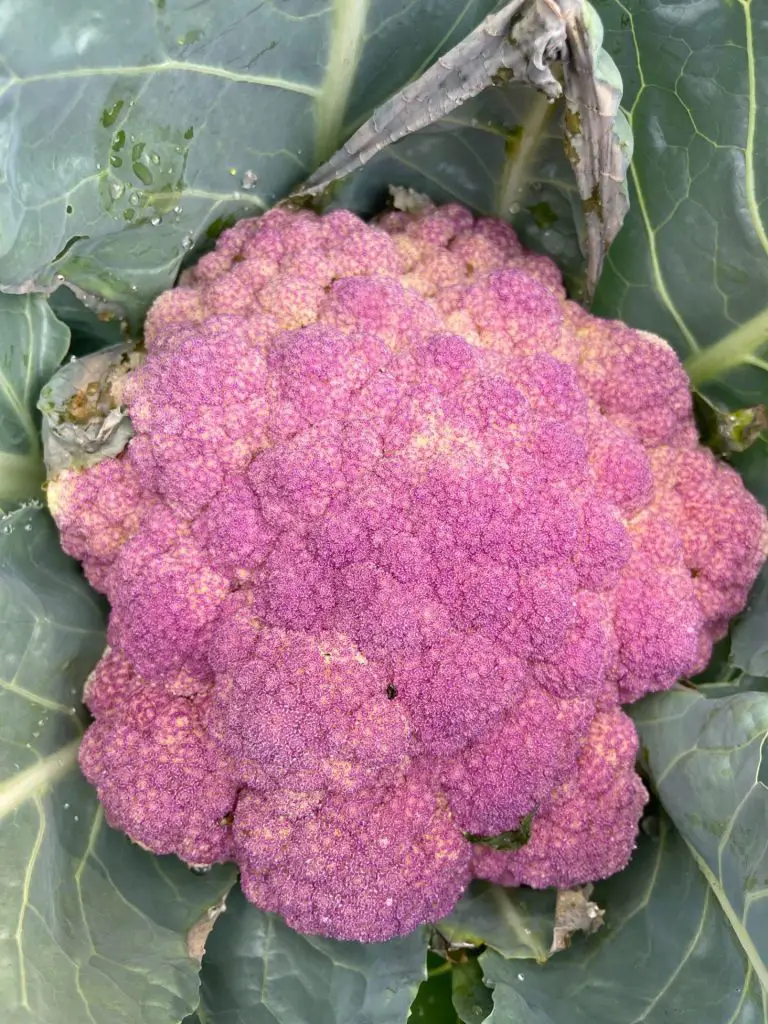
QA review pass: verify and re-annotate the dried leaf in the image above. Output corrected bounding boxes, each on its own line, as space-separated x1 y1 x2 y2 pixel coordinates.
549 884 605 954
293 0 629 299
293 0 572 200
560 3 632 297
38 343 142 474
187 894 230 963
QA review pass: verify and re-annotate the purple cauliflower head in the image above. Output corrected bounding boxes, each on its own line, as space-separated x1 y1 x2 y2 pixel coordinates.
47 201 768 942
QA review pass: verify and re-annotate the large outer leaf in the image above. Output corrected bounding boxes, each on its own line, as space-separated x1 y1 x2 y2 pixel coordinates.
0 504 237 1023
592 0 768 407
0 295 69 509
194 887 428 1024
0 0 495 319
437 881 554 961
631 688 768 1004
481 817 765 1023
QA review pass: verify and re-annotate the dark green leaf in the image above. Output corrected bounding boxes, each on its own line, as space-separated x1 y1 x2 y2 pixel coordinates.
631 687 768 1005
730 434 768 506
48 287 127 357
0 504 237 1023
730 566 768 678
592 0 768 408
464 811 534 851
195 886 428 1024
410 954 458 1024
696 674 768 700
0 0 496 320
437 881 555 962
452 960 493 1024
0 295 69 510
482 816 765 1023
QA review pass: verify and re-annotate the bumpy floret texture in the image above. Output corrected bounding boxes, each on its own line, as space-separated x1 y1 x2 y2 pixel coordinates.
49 203 768 942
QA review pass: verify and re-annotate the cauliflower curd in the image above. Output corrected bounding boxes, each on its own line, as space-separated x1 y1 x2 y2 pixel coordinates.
48 202 767 941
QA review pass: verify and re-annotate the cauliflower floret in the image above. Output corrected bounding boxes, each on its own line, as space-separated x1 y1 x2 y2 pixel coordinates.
472 709 648 888
50 202 768 943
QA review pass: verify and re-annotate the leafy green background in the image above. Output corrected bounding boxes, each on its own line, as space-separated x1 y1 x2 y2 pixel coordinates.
0 0 767 1022
592 0 768 409
191 889 428 1024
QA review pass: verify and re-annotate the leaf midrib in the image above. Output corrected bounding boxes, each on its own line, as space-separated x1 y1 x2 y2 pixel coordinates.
685 304 768 385
685 838 768 995
0 738 80 820
314 0 371 164
0 61 318 97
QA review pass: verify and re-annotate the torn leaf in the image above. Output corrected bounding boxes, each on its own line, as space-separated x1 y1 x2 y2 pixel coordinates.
550 884 605 954
38 343 143 475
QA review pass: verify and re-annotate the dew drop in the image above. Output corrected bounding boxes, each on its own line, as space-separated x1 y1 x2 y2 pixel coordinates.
150 215 162 226
109 181 125 200
181 233 195 251
241 169 259 190
149 151 161 165
517 973 525 982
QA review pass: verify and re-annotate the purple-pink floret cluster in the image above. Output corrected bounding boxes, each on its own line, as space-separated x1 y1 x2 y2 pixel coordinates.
50 203 768 942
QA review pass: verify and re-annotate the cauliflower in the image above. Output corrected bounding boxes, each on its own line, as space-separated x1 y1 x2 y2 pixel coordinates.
47 202 768 942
